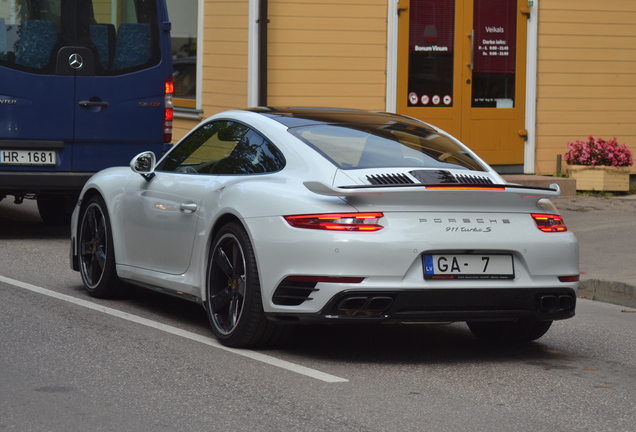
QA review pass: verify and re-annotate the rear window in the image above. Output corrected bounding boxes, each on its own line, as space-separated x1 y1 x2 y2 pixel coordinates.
0 0 160 74
287 124 486 171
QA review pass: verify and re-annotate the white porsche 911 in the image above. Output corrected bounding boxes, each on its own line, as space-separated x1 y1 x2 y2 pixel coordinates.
70 107 579 347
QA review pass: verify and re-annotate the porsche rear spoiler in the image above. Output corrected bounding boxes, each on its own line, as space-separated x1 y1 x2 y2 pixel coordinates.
304 181 561 198
303 181 562 211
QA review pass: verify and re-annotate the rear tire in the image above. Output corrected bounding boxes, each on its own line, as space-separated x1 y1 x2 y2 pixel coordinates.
467 319 552 343
78 195 121 298
206 222 291 347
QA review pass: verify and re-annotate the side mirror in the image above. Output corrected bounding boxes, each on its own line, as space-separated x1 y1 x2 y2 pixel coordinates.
130 151 156 180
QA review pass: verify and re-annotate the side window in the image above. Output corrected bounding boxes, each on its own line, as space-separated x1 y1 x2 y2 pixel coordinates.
158 121 285 175
159 121 249 173
212 130 286 175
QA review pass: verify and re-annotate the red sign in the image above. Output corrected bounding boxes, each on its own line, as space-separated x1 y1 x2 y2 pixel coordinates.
409 0 455 54
473 0 516 74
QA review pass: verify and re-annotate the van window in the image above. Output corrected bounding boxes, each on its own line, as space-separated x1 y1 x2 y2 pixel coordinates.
0 0 161 75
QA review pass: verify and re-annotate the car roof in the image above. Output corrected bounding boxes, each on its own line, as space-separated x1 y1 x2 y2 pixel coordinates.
245 107 436 131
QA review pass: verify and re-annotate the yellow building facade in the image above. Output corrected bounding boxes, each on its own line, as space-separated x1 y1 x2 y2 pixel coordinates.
171 0 636 175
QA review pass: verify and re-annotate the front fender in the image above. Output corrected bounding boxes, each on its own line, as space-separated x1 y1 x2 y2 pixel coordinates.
70 168 137 271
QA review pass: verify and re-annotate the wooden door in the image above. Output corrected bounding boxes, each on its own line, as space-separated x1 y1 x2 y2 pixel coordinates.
397 0 527 166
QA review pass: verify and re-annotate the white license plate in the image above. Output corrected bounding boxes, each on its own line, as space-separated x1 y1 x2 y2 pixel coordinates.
423 254 514 280
0 149 57 166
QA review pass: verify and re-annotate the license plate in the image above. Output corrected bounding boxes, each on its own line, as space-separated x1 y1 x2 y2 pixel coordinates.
0 149 57 166
423 254 514 280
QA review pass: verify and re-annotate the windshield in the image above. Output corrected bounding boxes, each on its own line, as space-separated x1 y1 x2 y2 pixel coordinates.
287 123 486 171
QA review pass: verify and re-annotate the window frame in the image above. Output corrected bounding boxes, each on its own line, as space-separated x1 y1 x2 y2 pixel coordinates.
167 0 202 113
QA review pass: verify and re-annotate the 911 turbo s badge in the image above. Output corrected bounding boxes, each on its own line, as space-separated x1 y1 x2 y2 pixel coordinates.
446 226 492 233
419 217 511 233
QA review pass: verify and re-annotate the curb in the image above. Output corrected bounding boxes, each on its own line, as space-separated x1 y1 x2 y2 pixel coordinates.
578 279 636 309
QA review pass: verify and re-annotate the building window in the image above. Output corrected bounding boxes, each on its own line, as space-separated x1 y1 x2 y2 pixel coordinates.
167 0 198 108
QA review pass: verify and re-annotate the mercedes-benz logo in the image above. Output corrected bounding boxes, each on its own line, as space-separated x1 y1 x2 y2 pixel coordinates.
68 53 84 70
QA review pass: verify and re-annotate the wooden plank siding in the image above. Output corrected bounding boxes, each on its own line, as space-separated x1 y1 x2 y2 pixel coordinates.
267 0 388 109
536 1 636 175
201 1 250 112
173 0 250 142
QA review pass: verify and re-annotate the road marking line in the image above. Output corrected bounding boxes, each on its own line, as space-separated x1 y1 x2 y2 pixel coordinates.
0 275 348 383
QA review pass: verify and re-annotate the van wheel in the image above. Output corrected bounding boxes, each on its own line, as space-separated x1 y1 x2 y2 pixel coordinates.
37 194 77 225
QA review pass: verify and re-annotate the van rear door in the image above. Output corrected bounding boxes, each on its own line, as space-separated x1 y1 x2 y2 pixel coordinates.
0 4 75 172
57 0 171 172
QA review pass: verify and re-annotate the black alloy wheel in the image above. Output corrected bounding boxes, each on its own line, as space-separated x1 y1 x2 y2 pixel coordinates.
78 195 120 298
206 222 290 347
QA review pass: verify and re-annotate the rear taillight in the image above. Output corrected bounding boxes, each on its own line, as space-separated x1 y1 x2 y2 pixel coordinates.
532 213 567 232
284 213 384 231
425 186 506 191
164 77 174 143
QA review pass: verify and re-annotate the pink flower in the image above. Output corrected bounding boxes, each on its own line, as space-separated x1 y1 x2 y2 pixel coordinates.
564 136 633 167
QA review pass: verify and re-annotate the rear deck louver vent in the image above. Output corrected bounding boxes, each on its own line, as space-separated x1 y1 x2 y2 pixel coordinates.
367 173 415 185
455 174 494 184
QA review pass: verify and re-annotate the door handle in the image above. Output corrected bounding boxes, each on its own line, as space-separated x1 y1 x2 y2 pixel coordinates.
180 202 198 214
467 30 474 70
78 100 109 108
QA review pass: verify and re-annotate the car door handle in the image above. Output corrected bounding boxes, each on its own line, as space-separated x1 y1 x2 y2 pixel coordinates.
78 100 109 108
180 202 198 214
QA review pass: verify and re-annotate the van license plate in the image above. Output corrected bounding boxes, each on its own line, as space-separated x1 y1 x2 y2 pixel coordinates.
0 150 57 166
424 254 514 280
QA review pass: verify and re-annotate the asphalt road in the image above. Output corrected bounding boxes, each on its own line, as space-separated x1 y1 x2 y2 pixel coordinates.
1 199 635 432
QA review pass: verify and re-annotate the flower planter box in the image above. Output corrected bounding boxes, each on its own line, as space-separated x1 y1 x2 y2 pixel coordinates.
567 165 631 191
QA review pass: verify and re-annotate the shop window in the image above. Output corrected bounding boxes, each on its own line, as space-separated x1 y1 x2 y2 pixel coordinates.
407 0 455 107
167 0 198 108
471 0 517 108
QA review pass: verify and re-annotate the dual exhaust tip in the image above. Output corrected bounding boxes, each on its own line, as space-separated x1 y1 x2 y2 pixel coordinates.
537 294 575 314
336 295 394 317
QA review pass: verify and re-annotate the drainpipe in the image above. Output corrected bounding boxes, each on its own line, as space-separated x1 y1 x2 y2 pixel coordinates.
524 0 538 174
257 0 268 107
385 0 399 113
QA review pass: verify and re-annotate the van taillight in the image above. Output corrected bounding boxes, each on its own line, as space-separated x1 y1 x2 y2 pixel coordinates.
164 77 174 143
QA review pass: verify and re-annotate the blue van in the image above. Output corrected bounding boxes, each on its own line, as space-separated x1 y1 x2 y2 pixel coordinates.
0 0 173 223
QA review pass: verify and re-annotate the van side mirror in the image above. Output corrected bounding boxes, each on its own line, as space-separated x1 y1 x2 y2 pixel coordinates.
130 151 156 180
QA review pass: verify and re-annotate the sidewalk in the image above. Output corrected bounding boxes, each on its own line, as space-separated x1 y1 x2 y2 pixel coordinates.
553 194 636 309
